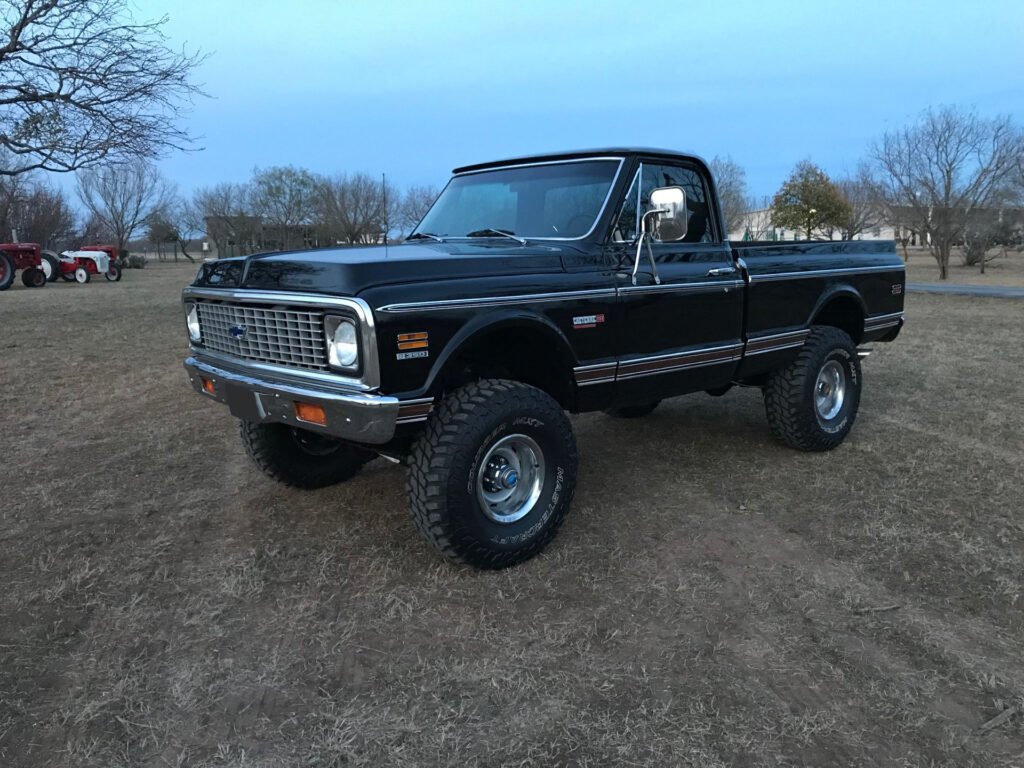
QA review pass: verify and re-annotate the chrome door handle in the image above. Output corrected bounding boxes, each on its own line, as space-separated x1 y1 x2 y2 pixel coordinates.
707 266 737 277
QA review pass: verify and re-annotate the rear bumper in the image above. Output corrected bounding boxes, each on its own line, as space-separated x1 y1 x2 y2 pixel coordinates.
184 356 430 444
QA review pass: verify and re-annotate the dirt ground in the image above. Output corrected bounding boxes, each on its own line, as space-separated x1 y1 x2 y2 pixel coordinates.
904 246 1024 287
1 262 1023 767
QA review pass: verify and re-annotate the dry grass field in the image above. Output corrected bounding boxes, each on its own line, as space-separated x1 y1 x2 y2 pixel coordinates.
904 246 1024 287
1 262 1023 767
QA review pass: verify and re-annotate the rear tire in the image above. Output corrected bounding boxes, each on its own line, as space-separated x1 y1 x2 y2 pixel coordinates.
763 326 862 452
0 253 13 291
408 379 578 569
604 401 660 418
21 267 46 288
239 421 374 489
41 252 60 282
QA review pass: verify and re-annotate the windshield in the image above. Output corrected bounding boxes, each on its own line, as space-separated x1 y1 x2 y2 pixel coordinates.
413 159 621 240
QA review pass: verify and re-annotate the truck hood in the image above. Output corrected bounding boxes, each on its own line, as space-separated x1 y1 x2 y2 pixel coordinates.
192 241 574 296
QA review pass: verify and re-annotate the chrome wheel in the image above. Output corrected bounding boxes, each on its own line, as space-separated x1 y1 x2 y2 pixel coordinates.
815 360 846 421
476 433 544 524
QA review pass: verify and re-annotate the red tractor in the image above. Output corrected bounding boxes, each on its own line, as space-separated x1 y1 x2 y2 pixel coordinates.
0 242 50 290
57 245 123 283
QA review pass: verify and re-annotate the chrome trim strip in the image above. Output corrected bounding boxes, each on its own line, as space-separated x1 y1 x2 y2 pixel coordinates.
748 265 903 283
573 361 617 386
616 342 743 380
617 279 744 296
396 397 435 424
864 320 901 332
378 288 617 314
444 157 624 242
183 287 381 391
743 328 811 357
864 311 904 326
744 340 806 356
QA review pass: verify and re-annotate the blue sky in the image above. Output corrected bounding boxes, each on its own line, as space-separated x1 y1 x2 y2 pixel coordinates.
148 0 1024 198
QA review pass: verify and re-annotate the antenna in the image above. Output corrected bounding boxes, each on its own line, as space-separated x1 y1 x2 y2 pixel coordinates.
382 172 388 258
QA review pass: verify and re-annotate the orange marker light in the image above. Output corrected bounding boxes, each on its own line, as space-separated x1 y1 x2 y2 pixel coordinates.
397 331 429 351
294 402 327 426
201 377 216 395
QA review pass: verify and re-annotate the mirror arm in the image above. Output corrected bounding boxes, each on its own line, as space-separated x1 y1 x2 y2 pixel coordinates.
632 209 664 286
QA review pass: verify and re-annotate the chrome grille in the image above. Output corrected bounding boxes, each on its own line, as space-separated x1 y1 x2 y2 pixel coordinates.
196 302 327 370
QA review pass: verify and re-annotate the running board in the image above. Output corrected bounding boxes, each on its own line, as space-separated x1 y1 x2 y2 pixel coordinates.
857 348 873 359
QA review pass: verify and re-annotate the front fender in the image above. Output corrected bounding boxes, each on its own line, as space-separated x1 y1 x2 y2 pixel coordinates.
419 310 577 398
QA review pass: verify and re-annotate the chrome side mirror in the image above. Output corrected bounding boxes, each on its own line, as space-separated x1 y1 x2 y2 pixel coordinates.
631 186 689 285
648 186 688 242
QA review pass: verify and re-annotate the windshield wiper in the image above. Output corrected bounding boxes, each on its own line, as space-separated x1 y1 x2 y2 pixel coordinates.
465 228 527 245
405 232 444 242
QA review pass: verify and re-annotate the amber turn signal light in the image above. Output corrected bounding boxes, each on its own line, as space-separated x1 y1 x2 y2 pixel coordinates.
294 401 327 426
200 377 216 395
397 331 429 351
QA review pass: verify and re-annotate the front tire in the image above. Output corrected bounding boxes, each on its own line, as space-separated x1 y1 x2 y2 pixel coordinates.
239 421 373 489
0 253 14 291
763 326 862 452
408 379 578 569
21 267 46 288
74 266 90 284
105 264 122 282
41 252 60 282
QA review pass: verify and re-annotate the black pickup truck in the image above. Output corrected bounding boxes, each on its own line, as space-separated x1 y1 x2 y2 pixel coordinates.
182 148 904 569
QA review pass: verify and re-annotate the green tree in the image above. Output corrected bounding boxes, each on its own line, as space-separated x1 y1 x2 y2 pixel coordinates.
771 161 851 240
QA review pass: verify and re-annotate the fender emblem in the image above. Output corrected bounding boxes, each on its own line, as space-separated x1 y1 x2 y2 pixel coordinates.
892 284 903 295
573 313 605 329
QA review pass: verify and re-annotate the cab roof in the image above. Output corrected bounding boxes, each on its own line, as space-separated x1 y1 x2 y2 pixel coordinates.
452 148 707 175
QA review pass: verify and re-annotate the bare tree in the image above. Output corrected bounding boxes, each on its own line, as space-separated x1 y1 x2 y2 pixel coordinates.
871 106 1024 279
317 172 391 245
73 211 114 248
250 166 317 250
836 165 884 241
398 184 439 236
0 0 204 176
16 182 75 247
147 191 201 262
709 156 748 236
76 160 172 255
194 182 259 257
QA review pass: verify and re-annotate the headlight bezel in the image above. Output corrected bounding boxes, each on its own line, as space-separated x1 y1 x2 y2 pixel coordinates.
185 301 202 343
324 314 360 372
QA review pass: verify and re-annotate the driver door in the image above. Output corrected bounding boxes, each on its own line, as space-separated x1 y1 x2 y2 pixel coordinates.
609 160 744 404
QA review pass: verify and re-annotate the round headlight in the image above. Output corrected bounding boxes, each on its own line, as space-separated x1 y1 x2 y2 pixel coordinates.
329 318 359 368
186 303 201 342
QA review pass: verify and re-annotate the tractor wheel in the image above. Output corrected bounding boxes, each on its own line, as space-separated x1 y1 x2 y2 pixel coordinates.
105 264 122 282
41 252 60 282
0 253 13 291
74 266 90 284
21 267 46 288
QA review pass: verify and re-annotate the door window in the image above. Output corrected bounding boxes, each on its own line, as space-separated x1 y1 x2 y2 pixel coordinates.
610 163 715 244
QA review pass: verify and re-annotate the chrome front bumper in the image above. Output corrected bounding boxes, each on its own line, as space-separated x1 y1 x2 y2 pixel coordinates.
184 356 431 444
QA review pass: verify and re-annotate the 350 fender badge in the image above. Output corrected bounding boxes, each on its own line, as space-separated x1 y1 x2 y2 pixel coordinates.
572 313 605 329
892 284 903 295
397 349 429 360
